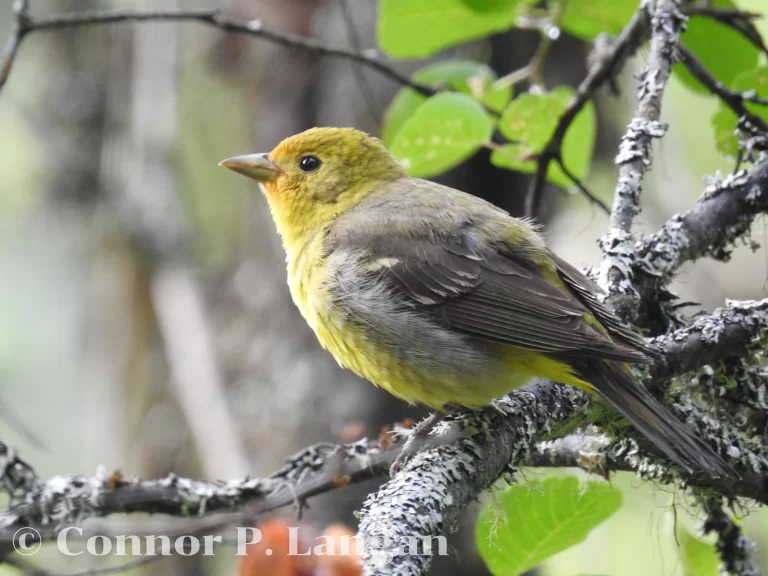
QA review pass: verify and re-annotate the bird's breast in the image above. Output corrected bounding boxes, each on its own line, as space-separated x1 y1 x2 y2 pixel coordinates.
285 243 527 409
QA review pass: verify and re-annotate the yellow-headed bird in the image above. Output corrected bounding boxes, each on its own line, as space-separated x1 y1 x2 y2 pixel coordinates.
220 127 732 478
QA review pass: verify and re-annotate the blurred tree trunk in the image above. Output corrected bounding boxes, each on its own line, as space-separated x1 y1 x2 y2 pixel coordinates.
35 0 126 474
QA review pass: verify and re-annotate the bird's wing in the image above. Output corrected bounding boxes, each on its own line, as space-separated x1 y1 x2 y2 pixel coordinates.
546 250 657 356
352 232 648 364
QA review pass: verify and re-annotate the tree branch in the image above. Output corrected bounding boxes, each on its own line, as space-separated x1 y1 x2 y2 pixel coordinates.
3 3 768 576
0 6 433 98
679 45 768 133
356 297 768 574
598 0 686 319
0 0 29 92
703 498 760 576
554 156 610 214
0 294 762 576
683 2 768 59
0 439 394 542
633 155 768 296
526 7 650 215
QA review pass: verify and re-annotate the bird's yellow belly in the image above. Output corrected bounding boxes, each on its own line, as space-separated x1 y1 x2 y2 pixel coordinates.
289 256 533 410
313 315 527 409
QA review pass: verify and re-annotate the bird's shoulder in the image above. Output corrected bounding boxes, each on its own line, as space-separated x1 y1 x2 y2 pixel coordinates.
326 176 544 260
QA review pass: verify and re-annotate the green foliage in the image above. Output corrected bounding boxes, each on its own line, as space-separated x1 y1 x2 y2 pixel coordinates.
498 89 571 151
679 526 720 576
377 0 526 59
711 66 768 156
674 0 760 95
390 93 494 178
491 87 597 189
559 0 639 40
712 106 742 158
460 0 525 12
476 476 623 576
383 61 512 147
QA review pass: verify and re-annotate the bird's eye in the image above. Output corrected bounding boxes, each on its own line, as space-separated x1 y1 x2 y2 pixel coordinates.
299 155 321 173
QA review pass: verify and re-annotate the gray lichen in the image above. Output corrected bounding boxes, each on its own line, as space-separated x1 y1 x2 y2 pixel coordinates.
634 157 768 286
704 499 761 576
358 384 587 575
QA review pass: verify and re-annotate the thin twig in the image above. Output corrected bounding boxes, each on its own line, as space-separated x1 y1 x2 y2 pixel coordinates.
683 2 768 58
526 153 550 217
684 4 762 20
493 64 532 89
743 92 768 106
528 0 566 92
555 156 610 214
525 7 651 216
679 45 768 133
0 7 434 98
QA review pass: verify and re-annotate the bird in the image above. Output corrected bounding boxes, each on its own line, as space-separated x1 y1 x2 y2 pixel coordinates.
219 127 734 479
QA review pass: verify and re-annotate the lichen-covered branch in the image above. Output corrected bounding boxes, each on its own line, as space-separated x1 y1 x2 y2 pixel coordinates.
0 439 396 543
703 499 760 576
526 433 636 474
0 0 29 92
598 0 685 320
633 156 768 298
0 441 38 500
651 299 768 380
0 298 764 572
357 298 768 575
358 383 586 575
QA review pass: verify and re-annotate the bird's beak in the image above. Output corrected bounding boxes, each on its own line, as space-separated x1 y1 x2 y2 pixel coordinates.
218 153 281 183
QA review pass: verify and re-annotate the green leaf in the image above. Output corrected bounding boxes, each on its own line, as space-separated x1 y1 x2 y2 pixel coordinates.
460 0 526 11
492 87 597 190
711 66 768 155
390 92 493 178
476 476 622 576
491 143 571 189
679 526 720 576
383 61 512 147
673 0 760 95
377 0 525 59
498 87 573 152
712 107 740 157
560 0 639 41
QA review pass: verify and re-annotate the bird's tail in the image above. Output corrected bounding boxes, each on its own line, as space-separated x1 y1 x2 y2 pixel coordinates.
579 360 736 479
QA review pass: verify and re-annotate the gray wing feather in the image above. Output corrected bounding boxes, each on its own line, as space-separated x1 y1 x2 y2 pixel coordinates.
324 179 649 364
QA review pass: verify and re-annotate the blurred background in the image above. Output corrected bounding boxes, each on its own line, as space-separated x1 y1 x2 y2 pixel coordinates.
0 0 767 574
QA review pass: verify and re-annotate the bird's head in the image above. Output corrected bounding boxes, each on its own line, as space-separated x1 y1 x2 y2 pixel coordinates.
220 127 406 250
